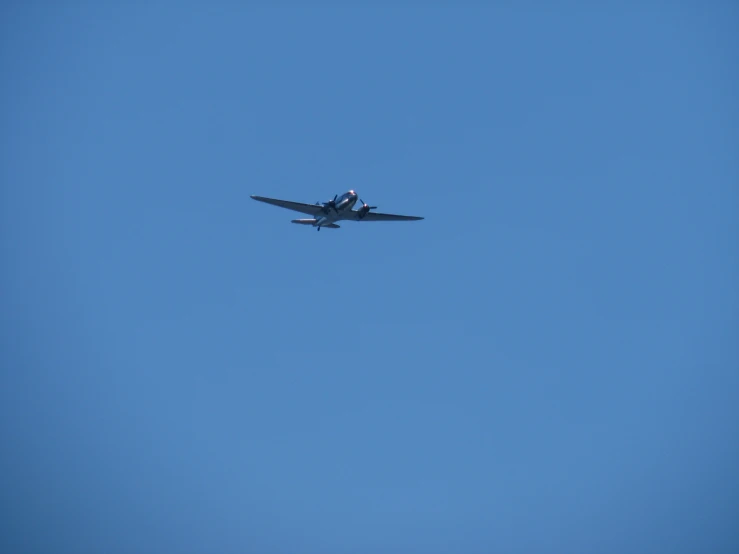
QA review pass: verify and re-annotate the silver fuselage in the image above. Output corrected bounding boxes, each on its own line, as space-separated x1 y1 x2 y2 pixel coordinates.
314 190 358 227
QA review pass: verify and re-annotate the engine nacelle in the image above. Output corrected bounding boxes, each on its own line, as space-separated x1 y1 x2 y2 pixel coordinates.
356 200 376 219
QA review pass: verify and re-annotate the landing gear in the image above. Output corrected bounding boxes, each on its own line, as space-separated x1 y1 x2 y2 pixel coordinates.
317 226 320 232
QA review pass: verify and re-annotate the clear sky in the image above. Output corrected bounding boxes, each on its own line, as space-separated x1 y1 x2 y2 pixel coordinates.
1 2 737 553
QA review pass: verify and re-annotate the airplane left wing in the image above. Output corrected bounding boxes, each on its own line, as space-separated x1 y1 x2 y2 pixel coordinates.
250 195 325 216
349 211 424 222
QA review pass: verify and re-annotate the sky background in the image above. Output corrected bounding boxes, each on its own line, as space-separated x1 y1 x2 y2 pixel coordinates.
1 2 737 553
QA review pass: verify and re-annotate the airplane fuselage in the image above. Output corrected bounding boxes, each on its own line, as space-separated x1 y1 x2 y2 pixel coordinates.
314 190 358 227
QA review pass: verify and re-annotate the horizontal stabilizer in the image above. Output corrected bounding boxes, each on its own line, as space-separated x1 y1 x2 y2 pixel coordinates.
291 219 340 229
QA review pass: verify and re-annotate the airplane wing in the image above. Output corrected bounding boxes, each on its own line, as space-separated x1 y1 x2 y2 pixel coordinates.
250 195 325 216
349 211 424 222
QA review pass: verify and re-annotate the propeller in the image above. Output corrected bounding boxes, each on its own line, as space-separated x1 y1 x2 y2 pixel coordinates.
316 194 339 214
357 199 377 219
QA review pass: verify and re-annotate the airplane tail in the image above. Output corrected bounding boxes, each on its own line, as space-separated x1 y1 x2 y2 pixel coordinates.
291 219 340 229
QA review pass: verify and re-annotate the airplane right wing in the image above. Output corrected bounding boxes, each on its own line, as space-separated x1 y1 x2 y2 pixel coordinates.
250 195 325 216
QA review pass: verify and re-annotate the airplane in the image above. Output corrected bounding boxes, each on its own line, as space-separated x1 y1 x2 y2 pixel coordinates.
250 189 424 231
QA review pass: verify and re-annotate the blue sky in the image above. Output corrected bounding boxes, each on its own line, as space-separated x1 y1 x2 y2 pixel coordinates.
1 2 737 553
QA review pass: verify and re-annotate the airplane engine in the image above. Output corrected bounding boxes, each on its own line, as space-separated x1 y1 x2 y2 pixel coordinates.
357 199 377 219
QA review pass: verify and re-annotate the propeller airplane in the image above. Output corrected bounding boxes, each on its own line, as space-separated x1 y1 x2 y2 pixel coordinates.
250 190 424 231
